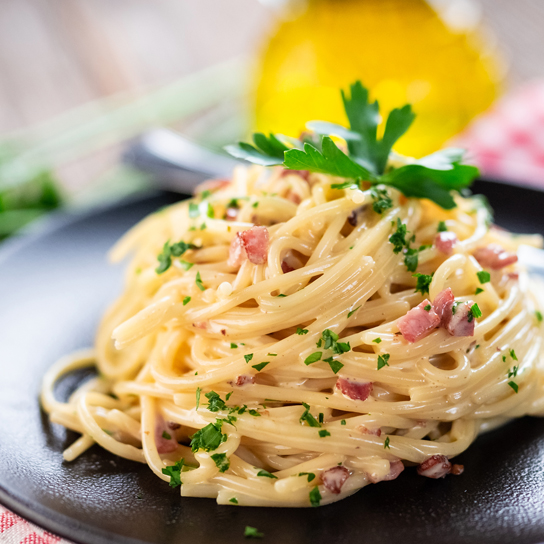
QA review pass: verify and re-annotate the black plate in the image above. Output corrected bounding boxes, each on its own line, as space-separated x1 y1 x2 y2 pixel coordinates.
2 181 544 544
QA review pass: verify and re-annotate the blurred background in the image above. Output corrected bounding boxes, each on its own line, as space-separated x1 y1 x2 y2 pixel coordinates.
2 0 544 239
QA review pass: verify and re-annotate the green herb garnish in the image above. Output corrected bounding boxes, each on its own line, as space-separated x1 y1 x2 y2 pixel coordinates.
190 421 226 452
508 381 519 393
195 271 205 291
211 453 230 473
347 305 361 318
413 273 433 295
244 354 254 363
384 436 391 449
297 327 309 335
309 486 322 507
437 221 448 232
257 469 277 479
161 459 184 488
300 402 321 427
162 431 171 440
377 354 390 370
318 430 331 438
252 362 269 372
304 352 322 365
475 287 484 295
477 271 491 284
298 472 316 482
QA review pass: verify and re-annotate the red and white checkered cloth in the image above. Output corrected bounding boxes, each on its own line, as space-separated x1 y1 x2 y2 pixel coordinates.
2 81 544 544
454 80 544 188
0 502 72 542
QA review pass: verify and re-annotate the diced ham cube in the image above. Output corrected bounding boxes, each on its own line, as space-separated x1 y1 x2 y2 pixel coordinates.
322 466 350 494
432 288 455 325
234 375 255 386
398 299 440 343
473 244 518 269
240 226 269 265
446 302 475 337
417 455 452 479
434 232 458 255
336 377 373 401
227 235 246 268
358 425 381 437
155 415 178 454
368 459 404 484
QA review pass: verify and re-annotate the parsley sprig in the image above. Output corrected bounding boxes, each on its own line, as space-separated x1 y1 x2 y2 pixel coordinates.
226 81 478 210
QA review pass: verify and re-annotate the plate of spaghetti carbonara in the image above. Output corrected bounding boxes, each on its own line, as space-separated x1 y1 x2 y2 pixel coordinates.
2 82 544 544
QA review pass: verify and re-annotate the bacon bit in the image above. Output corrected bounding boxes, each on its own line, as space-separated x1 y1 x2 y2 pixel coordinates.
167 422 181 430
508 272 519 280
193 322 207 330
227 235 246 268
347 206 368 227
434 231 458 255
155 416 178 454
358 425 381 437
286 191 302 205
221 329 226 336
398 299 440 343
225 207 239 221
432 288 455 325
368 459 404 484
234 375 255 386
281 169 309 181
336 377 373 401
194 178 230 196
240 226 269 265
473 244 518 269
321 466 350 494
417 455 451 479
446 302 475 337
281 261 295 274
451 464 464 475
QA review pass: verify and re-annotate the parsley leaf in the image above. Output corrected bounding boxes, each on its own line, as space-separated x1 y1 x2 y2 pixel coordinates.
230 343 238 349
536 311 543 323
195 271 205 291
309 486 322 507
510 349 518 361
304 352 322 365
389 218 407 254
384 436 391 449
324 357 344 374
257 469 278 479
372 338 382 344
318 430 331 438
508 366 518 379
161 459 184 488
377 354 390 370
190 421 226 452
298 472 316 482
508 381 519 393
437 221 448 232
162 431 171 440
413 273 433 295
225 133 288 166
244 354 254 363
188 202 200 218
205 391 227 412
475 287 484 295
229 497 238 504
244 526 264 539
347 305 361 318
183 296 191 306
469 303 482 321
370 187 393 214
252 362 269 371
300 402 321 427
477 271 491 284
297 327 309 335
211 453 230 473
196 387 201 410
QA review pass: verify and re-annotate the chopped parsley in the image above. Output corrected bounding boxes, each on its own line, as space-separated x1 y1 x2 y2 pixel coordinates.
297 327 309 335
252 362 269 371
196 387 201 410
179 260 193 271
324 357 344 374
304 351 322 365
188 202 200 218
372 338 382 344
248 409 261 417
537 311 543 323
195 271 205 291
347 305 361 318
510 349 518 361
309 486 322 507
424 304 431 311
341 420 346 425
389 218 408 254
190 420 227 452
229 497 238 504
318 413 324 424
162 431 171 440
244 354 254 363
155 240 196 274
244 526 264 539
413 273 433 295
183 296 191 305
206 203 215 218
211 453 230 473
477 271 491 284
205 391 227 412
468 303 482 322
230 343 238 349
298 472 316 482
384 436 390 449
370 187 393 214
508 381 519 394
320 329 351 354
252 201 259 208
318 430 331 438
300 402 321 427
475 287 484 295
200 190 211 199
257 469 277 479
161 459 184 488
437 221 448 232
508 366 519 379
377 354 390 370
267 353 277 357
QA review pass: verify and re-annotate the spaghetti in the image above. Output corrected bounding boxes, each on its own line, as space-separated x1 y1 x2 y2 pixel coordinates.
41 164 544 507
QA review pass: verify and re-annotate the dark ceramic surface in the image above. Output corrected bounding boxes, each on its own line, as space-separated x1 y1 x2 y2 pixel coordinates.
1 182 544 544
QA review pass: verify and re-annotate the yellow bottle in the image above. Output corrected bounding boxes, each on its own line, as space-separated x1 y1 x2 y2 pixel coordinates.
254 0 503 157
